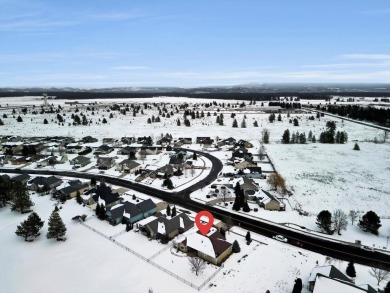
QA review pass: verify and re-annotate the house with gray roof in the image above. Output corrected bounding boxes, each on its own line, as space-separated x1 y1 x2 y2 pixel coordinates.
69 156 91 167
116 159 140 173
106 201 144 225
137 199 157 218
257 190 285 211
28 176 63 192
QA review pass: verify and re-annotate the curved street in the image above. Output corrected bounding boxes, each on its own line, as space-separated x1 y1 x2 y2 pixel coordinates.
1 148 389 270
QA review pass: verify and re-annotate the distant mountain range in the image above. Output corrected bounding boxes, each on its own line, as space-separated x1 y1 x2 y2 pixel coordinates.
1 83 390 94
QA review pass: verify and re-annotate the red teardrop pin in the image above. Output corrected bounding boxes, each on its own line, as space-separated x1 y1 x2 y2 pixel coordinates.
195 210 214 236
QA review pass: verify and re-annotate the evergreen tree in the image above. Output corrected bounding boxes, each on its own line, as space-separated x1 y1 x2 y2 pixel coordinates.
268 113 276 123
232 240 241 253
166 204 171 216
384 281 390 293
292 278 303 293
11 182 34 213
312 135 316 143
0 177 12 207
308 130 313 140
358 211 382 235
353 143 360 150
177 119 181 126
17 115 23 122
192 152 197 160
0 119 4 125
299 132 306 144
95 203 101 217
293 118 299 126
277 113 282 121
316 210 333 234
245 231 251 243
47 210 67 241
147 118 152 124
15 212 44 241
232 119 238 128
253 120 258 127
263 130 270 144
76 191 83 205
90 177 97 187
242 201 250 212
346 260 356 278
102 118 107 124
171 206 177 217
98 204 106 220
282 129 290 144
44 118 48 124
241 119 246 128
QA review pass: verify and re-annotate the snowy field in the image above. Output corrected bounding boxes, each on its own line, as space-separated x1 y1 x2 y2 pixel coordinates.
0 192 385 293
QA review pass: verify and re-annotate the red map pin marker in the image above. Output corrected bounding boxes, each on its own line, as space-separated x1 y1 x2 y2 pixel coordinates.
195 211 214 236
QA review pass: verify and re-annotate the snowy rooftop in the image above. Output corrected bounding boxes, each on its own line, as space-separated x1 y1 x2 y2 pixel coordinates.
313 275 365 293
186 232 216 258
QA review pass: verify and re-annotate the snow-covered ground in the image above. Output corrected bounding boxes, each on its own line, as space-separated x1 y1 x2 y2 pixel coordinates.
0 192 385 293
1 96 389 292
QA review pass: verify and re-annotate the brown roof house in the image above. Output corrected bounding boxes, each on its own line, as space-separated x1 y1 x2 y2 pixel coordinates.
176 228 232 265
116 159 141 173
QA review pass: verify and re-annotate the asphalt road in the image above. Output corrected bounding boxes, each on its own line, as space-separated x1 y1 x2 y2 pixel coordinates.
1 149 389 270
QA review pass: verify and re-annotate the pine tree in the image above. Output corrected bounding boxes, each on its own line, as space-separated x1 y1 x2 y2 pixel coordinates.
384 281 390 293
102 118 107 124
192 152 197 160
241 119 246 128
95 203 101 217
253 120 258 127
232 119 238 128
0 118 4 125
99 204 106 220
316 210 333 234
17 115 23 122
293 118 299 126
177 119 181 126
277 113 282 121
15 212 44 241
282 129 290 144
353 143 360 150
11 182 34 213
171 206 177 217
76 191 83 205
292 278 303 293
346 260 356 278
166 204 171 216
358 211 382 235
47 210 67 241
232 240 240 253
0 177 12 207
245 231 251 243
44 118 48 124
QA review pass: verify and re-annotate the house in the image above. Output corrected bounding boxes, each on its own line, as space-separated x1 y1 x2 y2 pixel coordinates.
235 167 264 179
235 139 253 148
137 136 153 146
81 136 98 143
232 148 253 161
118 146 139 156
11 174 30 185
55 183 89 200
234 160 257 170
102 138 115 145
36 156 58 167
97 156 115 170
140 213 194 241
240 178 259 197
86 183 121 210
106 201 144 225
155 164 174 178
308 265 351 292
69 155 91 167
312 275 373 293
136 198 157 218
174 138 192 147
196 137 214 145
121 137 136 144
140 146 164 155
28 176 63 192
116 159 141 173
218 137 236 146
94 145 114 155
176 229 232 265
257 190 285 211
66 145 88 154
169 155 184 168
156 137 172 146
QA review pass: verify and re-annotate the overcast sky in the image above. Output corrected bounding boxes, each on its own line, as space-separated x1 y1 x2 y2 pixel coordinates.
1 0 390 87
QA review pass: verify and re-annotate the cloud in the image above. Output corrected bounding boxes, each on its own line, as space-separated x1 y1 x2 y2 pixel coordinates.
111 66 149 70
88 12 146 21
342 54 390 60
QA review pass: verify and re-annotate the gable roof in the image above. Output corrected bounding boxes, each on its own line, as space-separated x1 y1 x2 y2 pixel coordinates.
313 275 368 293
123 201 143 219
137 198 156 212
91 183 120 205
58 183 88 196
71 155 91 164
309 265 350 283
11 174 30 182
118 159 140 169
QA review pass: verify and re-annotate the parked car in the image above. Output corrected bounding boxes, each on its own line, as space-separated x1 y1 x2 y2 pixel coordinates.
361 245 374 252
272 235 288 243
99 170 105 174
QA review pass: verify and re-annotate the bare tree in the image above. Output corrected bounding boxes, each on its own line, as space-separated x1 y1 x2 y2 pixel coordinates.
267 173 286 191
333 209 348 235
189 257 206 276
259 144 266 161
191 166 195 177
218 186 229 204
349 210 359 225
369 267 390 286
